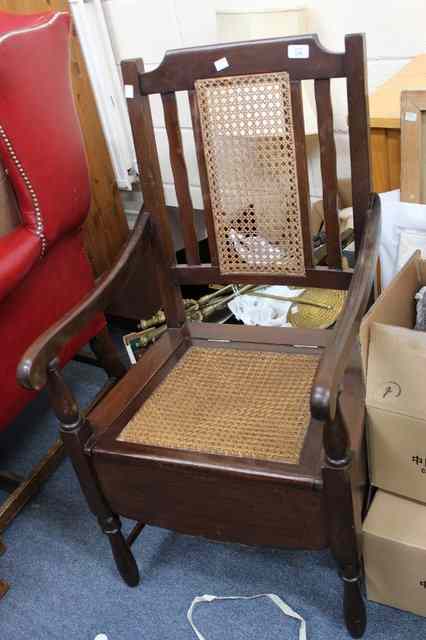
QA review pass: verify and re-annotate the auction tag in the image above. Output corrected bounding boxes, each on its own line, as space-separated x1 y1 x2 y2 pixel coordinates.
288 44 309 59
214 57 229 72
124 84 134 99
405 111 417 122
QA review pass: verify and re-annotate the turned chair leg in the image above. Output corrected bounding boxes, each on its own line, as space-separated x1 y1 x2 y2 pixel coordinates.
98 514 139 587
323 405 367 638
46 362 140 587
343 573 366 638
78 329 140 584
87 330 141 584
324 460 366 638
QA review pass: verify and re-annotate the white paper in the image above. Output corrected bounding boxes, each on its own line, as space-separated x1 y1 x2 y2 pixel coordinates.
214 57 229 72
124 84 134 99
405 111 417 122
228 286 305 327
288 44 309 59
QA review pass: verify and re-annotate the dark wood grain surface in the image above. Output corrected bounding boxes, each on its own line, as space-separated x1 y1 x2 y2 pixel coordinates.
315 78 342 269
188 89 218 265
291 79 314 269
162 92 200 265
139 34 346 94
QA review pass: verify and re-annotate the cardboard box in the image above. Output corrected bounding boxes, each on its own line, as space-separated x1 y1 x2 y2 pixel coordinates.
360 252 426 503
363 489 426 617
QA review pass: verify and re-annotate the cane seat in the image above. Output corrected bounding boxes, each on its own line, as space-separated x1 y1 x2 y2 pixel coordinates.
118 346 320 464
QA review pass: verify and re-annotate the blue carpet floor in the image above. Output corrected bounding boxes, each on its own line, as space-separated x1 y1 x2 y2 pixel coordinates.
0 358 425 640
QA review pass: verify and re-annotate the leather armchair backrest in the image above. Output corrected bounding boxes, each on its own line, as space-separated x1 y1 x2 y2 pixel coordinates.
0 11 91 255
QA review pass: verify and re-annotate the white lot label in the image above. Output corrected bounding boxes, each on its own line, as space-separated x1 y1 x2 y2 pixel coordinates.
124 84 134 99
214 57 229 71
288 44 309 59
405 111 417 122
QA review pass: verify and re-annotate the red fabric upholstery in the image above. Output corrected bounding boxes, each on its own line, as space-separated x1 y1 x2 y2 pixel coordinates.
0 10 107 430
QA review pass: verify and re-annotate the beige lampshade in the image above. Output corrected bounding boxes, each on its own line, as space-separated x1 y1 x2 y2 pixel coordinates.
216 7 318 135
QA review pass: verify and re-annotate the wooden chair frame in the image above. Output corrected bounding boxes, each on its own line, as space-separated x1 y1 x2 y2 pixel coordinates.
17 34 380 637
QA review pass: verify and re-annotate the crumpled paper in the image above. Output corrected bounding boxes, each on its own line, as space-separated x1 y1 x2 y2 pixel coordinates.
228 286 305 327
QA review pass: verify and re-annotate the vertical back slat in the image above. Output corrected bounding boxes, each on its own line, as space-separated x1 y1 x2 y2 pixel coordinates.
122 59 185 327
290 80 313 269
161 92 200 265
345 34 372 255
188 89 219 266
314 79 342 269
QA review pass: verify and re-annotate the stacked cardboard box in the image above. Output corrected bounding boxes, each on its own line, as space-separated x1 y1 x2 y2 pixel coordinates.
361 251 426 616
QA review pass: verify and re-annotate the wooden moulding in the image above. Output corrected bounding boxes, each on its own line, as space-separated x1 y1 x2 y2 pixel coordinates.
400 91 426 204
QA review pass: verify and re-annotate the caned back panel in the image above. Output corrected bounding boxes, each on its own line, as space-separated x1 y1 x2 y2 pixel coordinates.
195 72 305 277
125 34 371 292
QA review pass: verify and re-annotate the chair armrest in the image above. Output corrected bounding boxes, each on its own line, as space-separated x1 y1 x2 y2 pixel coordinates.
17 210 152 392
0 227 41 302
311 193 381 424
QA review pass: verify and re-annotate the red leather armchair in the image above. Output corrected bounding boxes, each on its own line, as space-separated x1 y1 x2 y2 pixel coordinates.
0 11 122 529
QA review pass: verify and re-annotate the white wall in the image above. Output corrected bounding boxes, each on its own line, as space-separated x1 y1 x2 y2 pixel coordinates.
103 0 426 206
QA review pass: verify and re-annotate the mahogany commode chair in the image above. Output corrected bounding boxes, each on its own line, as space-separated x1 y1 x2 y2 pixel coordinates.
18 34 380 636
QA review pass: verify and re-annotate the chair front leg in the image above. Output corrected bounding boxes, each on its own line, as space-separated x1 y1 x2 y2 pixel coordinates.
323 399 366 639
46 361 139 587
